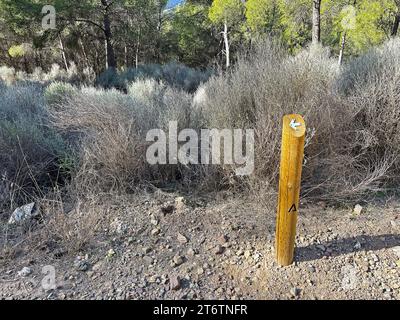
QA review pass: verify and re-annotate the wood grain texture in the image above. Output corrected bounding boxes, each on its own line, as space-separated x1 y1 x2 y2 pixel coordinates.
275 114 306 266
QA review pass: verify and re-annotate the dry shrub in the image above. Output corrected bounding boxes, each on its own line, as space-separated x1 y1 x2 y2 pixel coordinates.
0 82 69 210
325 38 400 201
199 39 400 203
51 87 149 193
40 193 106 253
0 66 16 85
51 81 205 193
44 38 400 203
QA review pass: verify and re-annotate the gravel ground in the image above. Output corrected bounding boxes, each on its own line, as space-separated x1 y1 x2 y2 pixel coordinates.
1 192 399 300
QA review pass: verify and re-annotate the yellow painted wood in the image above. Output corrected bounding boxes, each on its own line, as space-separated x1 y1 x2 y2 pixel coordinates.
275 114 306 266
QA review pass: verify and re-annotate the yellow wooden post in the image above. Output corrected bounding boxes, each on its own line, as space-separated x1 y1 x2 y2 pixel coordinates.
275 114 306 266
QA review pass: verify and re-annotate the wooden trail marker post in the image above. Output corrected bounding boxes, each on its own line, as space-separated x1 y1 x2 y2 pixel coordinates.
275 114 306 266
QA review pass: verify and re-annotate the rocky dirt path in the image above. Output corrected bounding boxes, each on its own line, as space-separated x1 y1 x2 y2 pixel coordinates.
1 192 399 300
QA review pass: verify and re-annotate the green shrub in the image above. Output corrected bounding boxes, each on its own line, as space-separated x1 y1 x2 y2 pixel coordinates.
44 81 77 108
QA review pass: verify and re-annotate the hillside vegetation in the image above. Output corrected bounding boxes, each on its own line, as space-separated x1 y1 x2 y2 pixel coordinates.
1 39 400 212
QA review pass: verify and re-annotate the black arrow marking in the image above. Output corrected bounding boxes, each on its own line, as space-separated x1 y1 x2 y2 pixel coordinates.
288 204 297 213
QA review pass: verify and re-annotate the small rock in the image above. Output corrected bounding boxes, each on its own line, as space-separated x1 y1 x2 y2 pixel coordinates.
17 267 32 277
290 287 301 297
316 244 326 252
236 250 244 256
354 241 362 250
307 265 316 273
143 247 152 254
390 220 397 228
353 204 363 215
253 253 261 262
74 259 89 272
214 245 225 255
187 248 196 257
8 203 39 225
148 275 159 283
143 256 154 265
106 249 116 259
196 267 205 275
169 275 181 291
219 234 229 243
151 228 161 236
392 246 400 258
370 253 379 263
172 255 184 267
177 233 188 244
244 250 252 259
150 218 159 226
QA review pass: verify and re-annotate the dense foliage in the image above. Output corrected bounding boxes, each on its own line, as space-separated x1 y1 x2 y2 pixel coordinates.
0 0 399 74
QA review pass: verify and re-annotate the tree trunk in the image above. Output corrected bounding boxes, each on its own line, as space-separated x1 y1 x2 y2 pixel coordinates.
312 0 322 44
338 0 357 65
338 32 347 65
102 0 117 69
135 31 140 69
79 39 90 68
392 13 400 37
155 4 163 63
59 35 69 71
124 45 129 68
223 20 230 68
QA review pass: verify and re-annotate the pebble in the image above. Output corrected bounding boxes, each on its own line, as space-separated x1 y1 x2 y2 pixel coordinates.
290 287 301 297
177 233 188 244
187 248 196 257
172 255 184 267
236 250 244 256
106 249 116 259
353 204 363 215
219 234 229 243
169 275 181 291
143 247 152 254
143 256 154 264
354 241 362 250
370 254 379 263
214 245 225 255
74 259 90 272
196 267 205 275
307 265 316 274
17 267 32 277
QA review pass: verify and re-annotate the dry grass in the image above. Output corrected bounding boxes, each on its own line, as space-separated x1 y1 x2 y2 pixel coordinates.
40 193 106 253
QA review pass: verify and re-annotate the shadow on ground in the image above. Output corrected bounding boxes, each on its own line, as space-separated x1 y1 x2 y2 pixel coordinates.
295 234 400 262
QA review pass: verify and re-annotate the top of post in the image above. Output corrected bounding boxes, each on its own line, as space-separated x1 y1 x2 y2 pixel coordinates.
283 114 306 138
